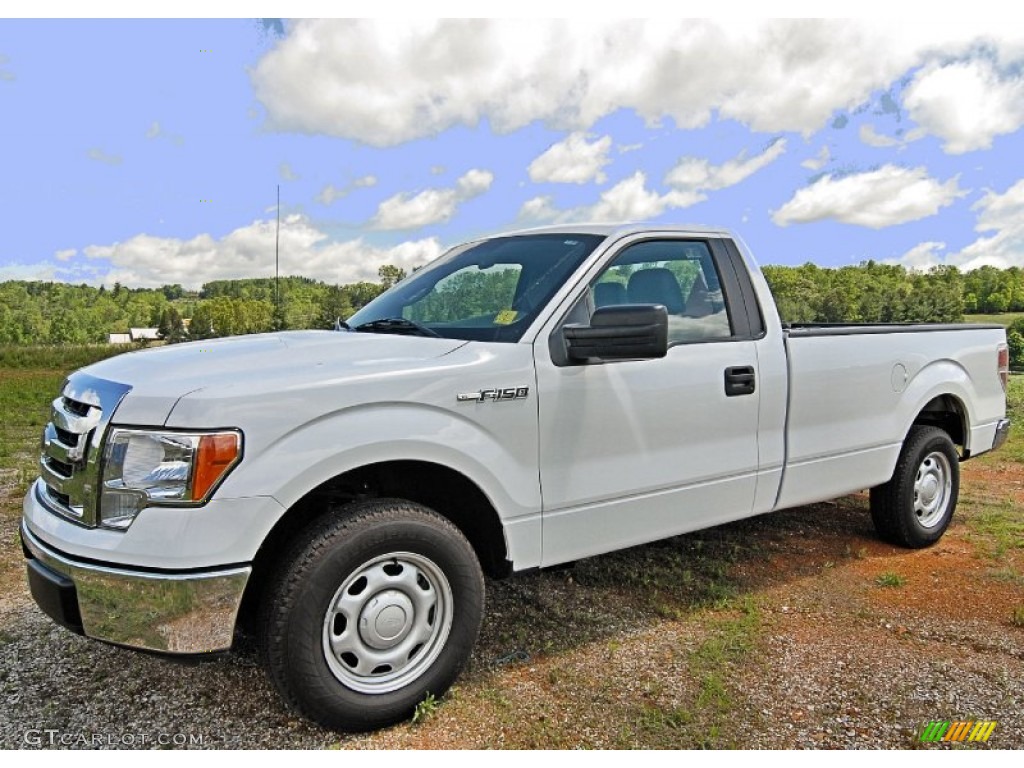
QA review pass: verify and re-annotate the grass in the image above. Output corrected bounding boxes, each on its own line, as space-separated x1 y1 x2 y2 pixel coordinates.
968 505 1024 558
1011 606 1024 628
0 346 127 497
996 375 1024 463
962 312 1024 327
624 599 761 749
412 692 439 725
962 377 1024 563
0 344 129 370
875 572 906 588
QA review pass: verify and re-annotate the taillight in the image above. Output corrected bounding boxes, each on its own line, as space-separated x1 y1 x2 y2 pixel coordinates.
998 343 1009 393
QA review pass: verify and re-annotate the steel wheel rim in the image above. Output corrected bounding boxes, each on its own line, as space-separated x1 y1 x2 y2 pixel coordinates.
913 451 952 529
322 551 453 694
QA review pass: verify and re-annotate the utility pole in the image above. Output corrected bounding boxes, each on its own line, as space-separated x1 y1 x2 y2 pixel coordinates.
275 184 281 319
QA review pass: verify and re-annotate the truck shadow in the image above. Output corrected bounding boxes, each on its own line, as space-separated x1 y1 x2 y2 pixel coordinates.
472 492 905 668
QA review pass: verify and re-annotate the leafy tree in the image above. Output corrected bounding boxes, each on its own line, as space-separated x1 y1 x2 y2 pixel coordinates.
378 264 406 289
158 307 189 344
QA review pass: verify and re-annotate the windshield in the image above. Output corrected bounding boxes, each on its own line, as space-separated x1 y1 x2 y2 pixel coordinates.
347 233 606 342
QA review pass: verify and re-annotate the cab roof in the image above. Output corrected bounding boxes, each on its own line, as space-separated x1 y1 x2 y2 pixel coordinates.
495 222 733 239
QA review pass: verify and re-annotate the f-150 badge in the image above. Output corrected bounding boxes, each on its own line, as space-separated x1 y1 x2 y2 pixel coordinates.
457 386 529 403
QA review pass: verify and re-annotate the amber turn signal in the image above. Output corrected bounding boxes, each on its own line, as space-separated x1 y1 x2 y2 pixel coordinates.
194 432 242 500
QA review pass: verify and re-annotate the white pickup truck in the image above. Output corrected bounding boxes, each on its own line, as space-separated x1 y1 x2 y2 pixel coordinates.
22 224 1011 731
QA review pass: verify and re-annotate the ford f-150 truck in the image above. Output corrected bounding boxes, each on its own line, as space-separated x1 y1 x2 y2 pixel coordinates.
21 224 1011 731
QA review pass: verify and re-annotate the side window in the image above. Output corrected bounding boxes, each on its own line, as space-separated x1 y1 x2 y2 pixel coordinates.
592 240 733 344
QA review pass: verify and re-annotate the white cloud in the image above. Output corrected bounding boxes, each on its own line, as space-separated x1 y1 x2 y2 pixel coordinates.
316 185 345 206
519 196 560 222
371 169 493 230
801 145 831 171
618 143 643 153
54 249 76 262
250 19 1024 146
0 53 14 82
279 162 299 181
143 120 184 146
373 190 460 230
772 165 964 229
455 169 492 197
87 148 122 166
904 179 1024 270
522 142 784 224
904 58 1024 154
589 172 672 221
520 172 680 224
0 262 57 281
317 175 377 206
897 241 947 270
859 124 900 148
78 215 444 289
664 139 786 203
528 132 612 184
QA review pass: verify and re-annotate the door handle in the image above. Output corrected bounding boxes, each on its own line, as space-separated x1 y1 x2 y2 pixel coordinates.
724 366 756 397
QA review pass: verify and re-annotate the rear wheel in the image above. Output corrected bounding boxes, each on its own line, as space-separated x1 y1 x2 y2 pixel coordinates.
260 499 484 731
870 426 959 548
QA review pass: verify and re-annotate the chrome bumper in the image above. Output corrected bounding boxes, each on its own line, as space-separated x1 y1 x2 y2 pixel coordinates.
20 521 250 654
993 418 1011 452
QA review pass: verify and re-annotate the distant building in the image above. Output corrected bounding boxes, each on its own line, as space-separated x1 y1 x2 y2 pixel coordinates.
129 327 161 342
108 327 161 345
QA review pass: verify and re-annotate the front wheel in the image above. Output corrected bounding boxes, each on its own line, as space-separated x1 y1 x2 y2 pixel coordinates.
870 425 960 548
260 499 485 731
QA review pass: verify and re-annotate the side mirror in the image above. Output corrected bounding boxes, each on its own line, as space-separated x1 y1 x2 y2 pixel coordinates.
563 304 668 362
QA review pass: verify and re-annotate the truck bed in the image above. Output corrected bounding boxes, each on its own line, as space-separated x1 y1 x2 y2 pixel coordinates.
785 322 1005 336
775 323 1008 511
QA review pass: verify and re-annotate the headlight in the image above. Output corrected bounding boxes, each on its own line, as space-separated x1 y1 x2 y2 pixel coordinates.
100 428 242 529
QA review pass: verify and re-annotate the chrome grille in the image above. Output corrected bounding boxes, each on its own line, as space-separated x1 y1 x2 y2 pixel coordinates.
37 373 131 527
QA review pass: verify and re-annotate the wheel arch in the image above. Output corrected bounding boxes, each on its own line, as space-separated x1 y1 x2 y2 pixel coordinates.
901 359 976 455
237 459 511 635
910 393 969 455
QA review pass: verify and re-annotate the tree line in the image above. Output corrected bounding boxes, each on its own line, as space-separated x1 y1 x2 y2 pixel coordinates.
1 261 1022 367
0 269 398 346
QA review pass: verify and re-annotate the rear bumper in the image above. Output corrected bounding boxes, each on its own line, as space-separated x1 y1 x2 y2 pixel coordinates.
993 418 1011 452
20 520 250 655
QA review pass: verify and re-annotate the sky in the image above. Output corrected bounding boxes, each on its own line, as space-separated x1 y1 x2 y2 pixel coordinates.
2 16 1024 289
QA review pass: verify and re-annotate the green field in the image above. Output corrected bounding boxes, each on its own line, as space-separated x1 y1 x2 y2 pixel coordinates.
964 311 1024 327
0 345 126 495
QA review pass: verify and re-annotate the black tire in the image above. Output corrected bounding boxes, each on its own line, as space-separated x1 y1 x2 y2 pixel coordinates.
259 499 485 731
870 425 959 549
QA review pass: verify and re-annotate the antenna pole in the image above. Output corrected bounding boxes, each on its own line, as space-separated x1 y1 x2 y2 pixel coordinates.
275 184 281 322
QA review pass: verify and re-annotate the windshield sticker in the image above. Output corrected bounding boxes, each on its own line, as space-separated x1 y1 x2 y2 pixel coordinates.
494 310 518 325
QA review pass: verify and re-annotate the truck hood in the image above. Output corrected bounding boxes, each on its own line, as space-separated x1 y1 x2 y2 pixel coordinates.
82 331 468 425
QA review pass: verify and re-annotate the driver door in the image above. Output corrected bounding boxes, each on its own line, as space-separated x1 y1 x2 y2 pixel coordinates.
534 236 761 566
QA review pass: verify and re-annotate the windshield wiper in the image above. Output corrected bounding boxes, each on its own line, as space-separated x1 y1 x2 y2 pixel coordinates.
353 317 440 338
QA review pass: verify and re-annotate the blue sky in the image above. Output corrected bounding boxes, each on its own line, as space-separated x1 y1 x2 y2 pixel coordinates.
2 17 1024 288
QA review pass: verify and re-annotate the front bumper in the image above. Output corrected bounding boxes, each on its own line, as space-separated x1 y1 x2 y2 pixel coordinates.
20 520 250 654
